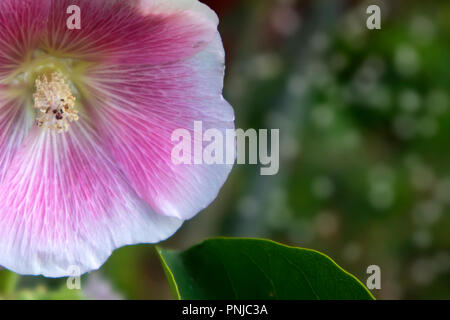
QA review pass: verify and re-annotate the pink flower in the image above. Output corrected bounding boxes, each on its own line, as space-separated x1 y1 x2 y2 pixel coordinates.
0 0 234 277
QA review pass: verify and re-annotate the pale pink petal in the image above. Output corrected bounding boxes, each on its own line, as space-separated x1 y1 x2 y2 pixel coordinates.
0 0 48 180
42 0 217 65
0 120 182 277
139 0 219 26
83 34 234 220
0 90 33 183
0 0 233 276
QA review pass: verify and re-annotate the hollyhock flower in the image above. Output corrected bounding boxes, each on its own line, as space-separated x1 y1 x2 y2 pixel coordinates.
0 0 234 277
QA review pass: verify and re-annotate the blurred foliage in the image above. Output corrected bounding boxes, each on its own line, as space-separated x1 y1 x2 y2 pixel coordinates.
199 0 450 300
0 0 449 300
0 269 82 300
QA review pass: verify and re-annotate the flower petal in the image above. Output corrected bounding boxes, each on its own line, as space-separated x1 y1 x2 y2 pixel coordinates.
139 0 219 26
0 0 50 78
0 91 33 183
0 120 182 277
84 34 234 220
43 0 218 65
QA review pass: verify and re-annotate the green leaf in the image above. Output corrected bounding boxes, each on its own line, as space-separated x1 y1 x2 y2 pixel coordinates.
157 238 374 300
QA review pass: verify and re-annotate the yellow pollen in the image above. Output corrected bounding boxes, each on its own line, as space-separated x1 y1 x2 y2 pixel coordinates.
33 72 79 133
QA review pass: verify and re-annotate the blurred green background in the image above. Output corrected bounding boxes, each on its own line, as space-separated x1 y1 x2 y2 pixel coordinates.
1 0 449 300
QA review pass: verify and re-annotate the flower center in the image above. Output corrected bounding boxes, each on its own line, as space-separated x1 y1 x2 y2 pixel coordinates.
33 71 79 133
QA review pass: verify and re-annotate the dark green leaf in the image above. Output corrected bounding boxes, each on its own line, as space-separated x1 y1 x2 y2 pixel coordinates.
157 238 374 300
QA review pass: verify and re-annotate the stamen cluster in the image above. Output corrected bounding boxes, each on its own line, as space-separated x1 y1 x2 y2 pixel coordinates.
33 72 79 133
